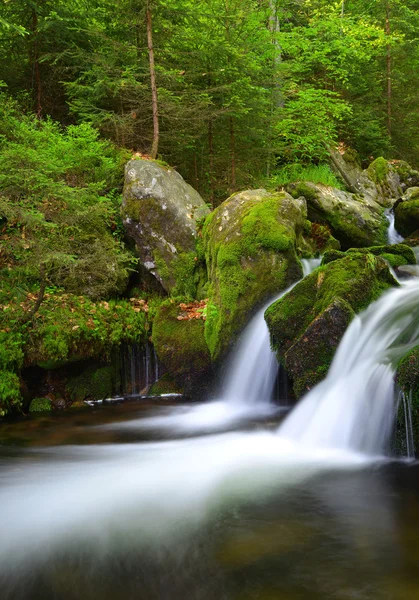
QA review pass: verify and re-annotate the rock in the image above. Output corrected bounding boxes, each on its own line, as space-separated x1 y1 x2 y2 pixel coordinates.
152 300 212 395
329 147 375 196
285 298 354 398
396 347 419 453
366 157 402 203
287 182 387 249
392 161 419 191
203 189 306 360
122 159 210 294
265 253 398 397
322 244 416 269
394 188 419 238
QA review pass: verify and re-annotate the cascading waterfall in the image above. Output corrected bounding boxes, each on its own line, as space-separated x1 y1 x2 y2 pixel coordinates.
278 277 419 455
121 341 160 397
223 257 321 407
385 208 404 245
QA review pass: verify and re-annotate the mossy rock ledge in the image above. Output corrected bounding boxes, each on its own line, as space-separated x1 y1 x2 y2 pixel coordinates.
122 158 210 294
152 300 212 395
202 189 306 360
394 188 419 238
287 181 388 249
396 346 419 453
265 253 398 398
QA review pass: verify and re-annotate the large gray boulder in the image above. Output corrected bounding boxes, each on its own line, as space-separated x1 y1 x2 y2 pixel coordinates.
122 159 210 293
287 182 387 249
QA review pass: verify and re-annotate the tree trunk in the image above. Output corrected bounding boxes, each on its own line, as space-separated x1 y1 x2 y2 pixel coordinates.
208 118 214 207
230 116 236 190
385 1 392 137
32 9 42 118
146 0 159 159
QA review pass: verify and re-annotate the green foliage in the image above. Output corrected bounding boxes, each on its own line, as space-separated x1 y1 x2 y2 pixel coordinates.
0 370 21 416
268 163 343 189
23 292 148 366
0 96 133 299
29 397 52 413
275 88 351 163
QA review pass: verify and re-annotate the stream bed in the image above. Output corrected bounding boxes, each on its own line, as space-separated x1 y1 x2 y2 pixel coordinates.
1 401 419 600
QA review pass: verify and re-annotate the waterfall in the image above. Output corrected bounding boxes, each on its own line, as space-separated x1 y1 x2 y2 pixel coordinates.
278 278 419 455
398 389 416 459
385 208 404 245
121 341 160 397
223 257 321 407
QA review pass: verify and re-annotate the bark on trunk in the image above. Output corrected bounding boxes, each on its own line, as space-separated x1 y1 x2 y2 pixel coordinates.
32 9 42 118
385 2 392 137
146 1 159 159
230 116 236 191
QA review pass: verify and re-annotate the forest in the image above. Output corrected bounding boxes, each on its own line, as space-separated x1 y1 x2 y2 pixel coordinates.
1 0 418 200
2 2 419 599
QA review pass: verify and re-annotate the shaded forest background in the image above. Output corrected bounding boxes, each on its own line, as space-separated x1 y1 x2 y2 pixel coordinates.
1 0 418 204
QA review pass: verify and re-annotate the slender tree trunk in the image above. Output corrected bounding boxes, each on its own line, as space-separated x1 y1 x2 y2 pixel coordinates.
32 9 42 118
385 1 392 137
230 116 236 190
269 0 282 108
146 0 159 158
208 118 215 207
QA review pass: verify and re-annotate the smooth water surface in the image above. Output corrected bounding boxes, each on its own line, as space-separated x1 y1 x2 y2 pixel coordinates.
1 404 419 600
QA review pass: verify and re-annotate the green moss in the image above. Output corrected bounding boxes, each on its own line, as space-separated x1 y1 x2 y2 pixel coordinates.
152 300 212 393
66 364 116 402
29 397 52 413
172 251 207 299
203 191 303 359
395 199 419 238
149 374 182 396
367 157 389 185
397 346 419 450
289 183 319 202
241 198 294 253
0 369 22 416
266 253 397 396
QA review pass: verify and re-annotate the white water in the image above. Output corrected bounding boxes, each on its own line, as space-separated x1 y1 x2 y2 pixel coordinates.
105 258 322 434
278 277 419 454
385 209 404 244
3 258 418 578
399 389 416 459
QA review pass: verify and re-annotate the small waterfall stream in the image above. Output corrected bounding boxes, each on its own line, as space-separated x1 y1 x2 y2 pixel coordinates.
278 277 419 454
223 257 321 408
385 208 404 245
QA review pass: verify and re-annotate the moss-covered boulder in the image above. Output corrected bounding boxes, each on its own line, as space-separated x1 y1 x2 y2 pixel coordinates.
152 300 212 394
396 347 419 452
202 189 306 360
66 363 119 404
265 253 398 397
287 182 387 249
393 162 419 191
322 244 416 269
395 188 419 238
366 157 402 202
122 159 210 294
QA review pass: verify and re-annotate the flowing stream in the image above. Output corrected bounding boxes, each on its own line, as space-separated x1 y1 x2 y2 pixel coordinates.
111 258 322 433
3 255 419 598
385 208 404 245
